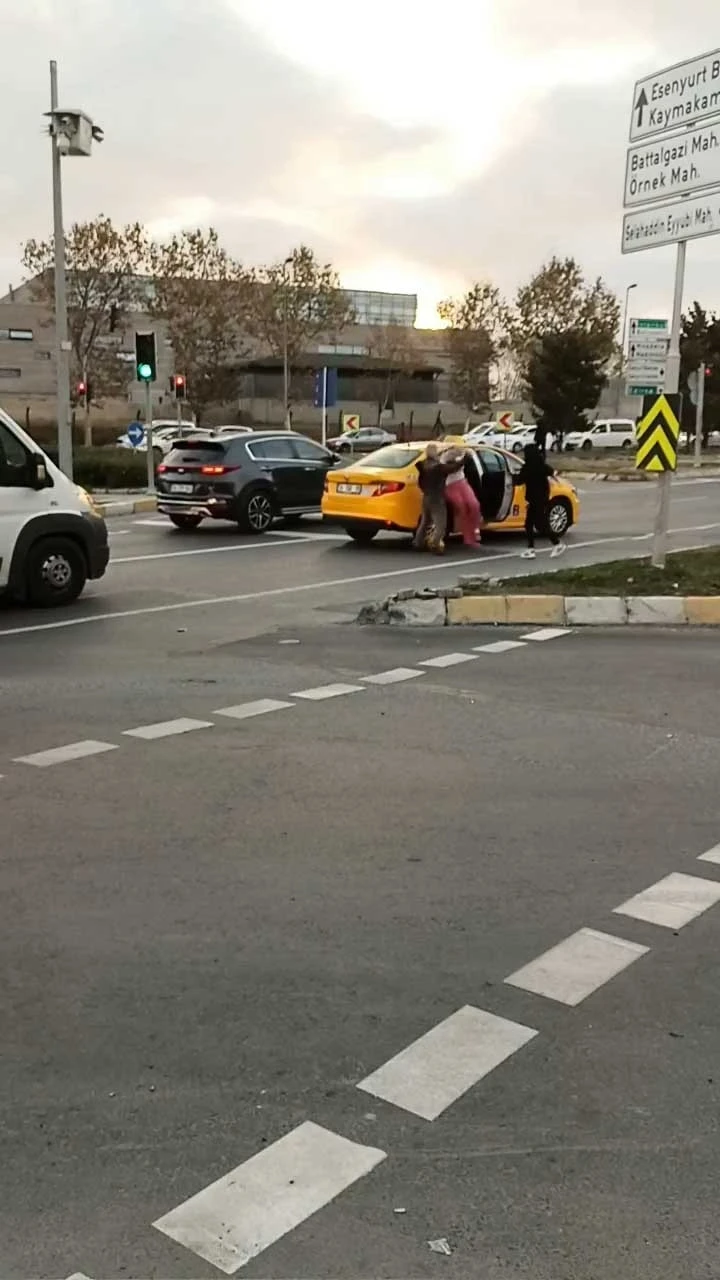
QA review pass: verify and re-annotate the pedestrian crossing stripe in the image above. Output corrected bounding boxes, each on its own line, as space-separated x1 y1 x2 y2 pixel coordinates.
635 393 681 472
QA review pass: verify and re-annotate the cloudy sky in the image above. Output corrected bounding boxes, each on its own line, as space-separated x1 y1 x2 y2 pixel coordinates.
3 0 720 325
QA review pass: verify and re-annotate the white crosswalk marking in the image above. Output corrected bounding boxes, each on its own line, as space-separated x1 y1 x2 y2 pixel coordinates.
613 872 720 930
13 741 118 768
123 718 214 740
292 683 365 700
521 628 571 641
153 1121 386 1274
473 640 527 653
505 927 649 1006
362 668 425 684
419 652 478 668
698 844 720 865
214 698 295 719
357 1005 537 1121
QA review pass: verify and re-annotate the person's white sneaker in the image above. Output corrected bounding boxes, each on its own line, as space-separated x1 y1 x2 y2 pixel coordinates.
550 542 567 558
521 549 536 559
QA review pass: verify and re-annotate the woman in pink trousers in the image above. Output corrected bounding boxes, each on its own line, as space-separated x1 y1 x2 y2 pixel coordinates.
441 446 482 548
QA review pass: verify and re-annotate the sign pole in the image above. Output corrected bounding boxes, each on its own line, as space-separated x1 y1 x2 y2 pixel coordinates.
694 360 705 470
145 379 154 493
651 240 685 568
321 366 328 447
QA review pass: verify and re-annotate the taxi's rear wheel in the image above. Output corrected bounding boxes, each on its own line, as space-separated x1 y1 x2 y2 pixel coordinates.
548 498 572 537
344 522 378 544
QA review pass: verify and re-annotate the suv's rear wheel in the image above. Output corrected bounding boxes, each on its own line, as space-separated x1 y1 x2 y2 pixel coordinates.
25 536 87 607
238 487 275 534
169 514 203 530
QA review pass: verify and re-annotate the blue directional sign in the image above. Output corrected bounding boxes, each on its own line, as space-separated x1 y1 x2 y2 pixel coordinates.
313 367 338 408
127 420 145 447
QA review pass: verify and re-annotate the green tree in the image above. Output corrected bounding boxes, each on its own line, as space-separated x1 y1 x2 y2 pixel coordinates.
437 282 512 413
514 256 620 367
245 246 354 420
680 301 720 444
527 331 607 443
22 214 149 442
147 228 250 426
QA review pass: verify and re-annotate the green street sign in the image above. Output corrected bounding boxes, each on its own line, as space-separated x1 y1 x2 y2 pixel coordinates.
627 383 660 396
637 319 667 330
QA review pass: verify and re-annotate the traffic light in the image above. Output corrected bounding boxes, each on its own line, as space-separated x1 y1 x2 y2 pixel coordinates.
706 365 713 377
76 379 86 399
135 331 157 382
170 373 186 401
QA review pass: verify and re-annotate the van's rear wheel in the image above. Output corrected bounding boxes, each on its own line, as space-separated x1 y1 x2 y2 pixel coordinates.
25 537 87 607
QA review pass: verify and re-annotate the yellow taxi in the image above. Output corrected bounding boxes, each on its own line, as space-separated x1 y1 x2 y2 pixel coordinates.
321 439 580 544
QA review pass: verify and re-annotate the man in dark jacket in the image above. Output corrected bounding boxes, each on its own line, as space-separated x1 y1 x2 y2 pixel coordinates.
413 444 458 552
518 443 566 560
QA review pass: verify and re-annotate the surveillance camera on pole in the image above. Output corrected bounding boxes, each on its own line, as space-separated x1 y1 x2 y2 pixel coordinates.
45 61 103 481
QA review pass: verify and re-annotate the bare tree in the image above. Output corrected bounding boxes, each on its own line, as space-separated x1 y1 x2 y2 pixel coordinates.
147 228 250 426
245 245 354 416
22 214 149 442
438 282 512 417
365 325 419 424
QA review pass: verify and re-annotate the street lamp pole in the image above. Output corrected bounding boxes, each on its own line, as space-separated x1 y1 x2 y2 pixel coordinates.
282 255 292 429
616 282 637 415
50 60 72 479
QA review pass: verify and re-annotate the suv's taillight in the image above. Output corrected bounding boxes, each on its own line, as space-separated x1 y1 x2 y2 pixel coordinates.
200 464 241 475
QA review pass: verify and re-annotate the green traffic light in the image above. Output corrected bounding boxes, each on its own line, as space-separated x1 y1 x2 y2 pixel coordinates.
138 362 152 380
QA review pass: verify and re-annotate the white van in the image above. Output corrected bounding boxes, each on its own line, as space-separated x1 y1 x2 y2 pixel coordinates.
0 407 109 606
564 419 636 451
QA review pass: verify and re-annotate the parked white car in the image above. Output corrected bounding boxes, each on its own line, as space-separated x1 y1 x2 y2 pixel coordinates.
564 419 636 451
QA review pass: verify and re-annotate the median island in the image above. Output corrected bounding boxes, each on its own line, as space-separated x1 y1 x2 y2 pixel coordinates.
357 547 720 627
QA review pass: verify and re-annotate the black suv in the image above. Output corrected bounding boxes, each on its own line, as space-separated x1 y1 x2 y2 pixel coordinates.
156 431 338 533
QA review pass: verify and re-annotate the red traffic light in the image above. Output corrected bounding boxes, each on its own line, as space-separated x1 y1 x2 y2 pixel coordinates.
175 374 185 387
77 380 86 395
706 366 713 377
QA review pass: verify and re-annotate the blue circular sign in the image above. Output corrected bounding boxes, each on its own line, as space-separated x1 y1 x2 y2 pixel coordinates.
127 420 145 447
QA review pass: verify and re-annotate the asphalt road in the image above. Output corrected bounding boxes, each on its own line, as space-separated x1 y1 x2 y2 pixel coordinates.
2 478 720 1279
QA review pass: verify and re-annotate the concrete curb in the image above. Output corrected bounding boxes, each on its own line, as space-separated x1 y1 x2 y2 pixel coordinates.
357 586 720 627
559 468 720 483
94 496 157 519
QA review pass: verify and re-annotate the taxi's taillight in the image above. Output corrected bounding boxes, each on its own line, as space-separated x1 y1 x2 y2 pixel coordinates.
371 482 404 496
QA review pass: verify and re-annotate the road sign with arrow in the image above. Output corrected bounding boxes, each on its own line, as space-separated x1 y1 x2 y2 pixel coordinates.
635 393 681 471
629 48 720 142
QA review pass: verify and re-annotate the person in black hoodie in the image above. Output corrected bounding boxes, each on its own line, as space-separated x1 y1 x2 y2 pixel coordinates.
518 443 566 560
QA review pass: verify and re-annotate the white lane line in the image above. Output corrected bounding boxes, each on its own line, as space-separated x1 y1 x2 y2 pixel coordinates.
362 667 425 684
13 740 118 768
112 538 309 565
357 1005 537 1122
613 871 720 930
521 628 572 642
5 524 720 638
505 927 649 1007
473 640 527 653
698 844 720 865
419 652 478 668
152 1121 386 1275
266 529 348 541
214 698 295 719
123 717 214 740
292 682 365 700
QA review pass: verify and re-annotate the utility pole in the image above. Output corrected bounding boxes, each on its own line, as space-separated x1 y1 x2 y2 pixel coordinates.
694 360 705 470
50 61 72 479
651 241 685 569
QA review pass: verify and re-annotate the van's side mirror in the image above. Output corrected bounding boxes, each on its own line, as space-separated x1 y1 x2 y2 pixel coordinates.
31 455 49 489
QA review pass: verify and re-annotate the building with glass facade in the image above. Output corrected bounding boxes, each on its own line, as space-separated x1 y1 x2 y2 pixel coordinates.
342 290 417 326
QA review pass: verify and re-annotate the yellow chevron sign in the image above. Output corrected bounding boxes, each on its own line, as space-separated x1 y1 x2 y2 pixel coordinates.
635 393 681 472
